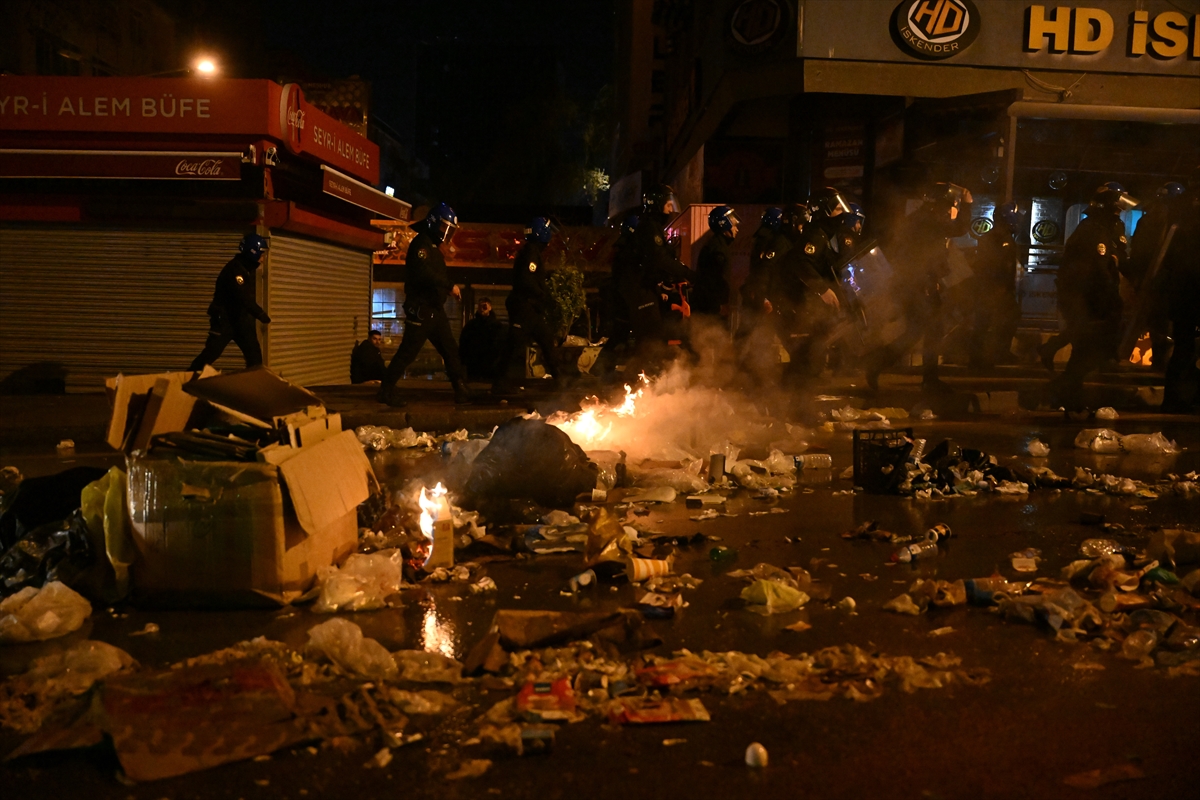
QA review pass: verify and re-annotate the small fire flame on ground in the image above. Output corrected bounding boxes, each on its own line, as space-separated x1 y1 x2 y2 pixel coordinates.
552 373 649 449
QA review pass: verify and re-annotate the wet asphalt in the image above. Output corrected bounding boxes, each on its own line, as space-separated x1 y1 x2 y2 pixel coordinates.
1 389 1198 800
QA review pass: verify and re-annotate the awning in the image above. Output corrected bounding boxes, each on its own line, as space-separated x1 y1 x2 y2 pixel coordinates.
320 165 411 220
0 149 244 180
1007 102 1200 125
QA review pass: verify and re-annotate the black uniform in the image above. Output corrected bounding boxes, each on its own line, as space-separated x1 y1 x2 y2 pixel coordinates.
632 220 690 341
737 224 780 339
691 233 732 319
867 202 970 388
496 240 560 390
769 221 840 379
1160 197 1199 412
189 252 270 371
380 230 466 396
596 228 639 377
1047 210 1126 409
350 339 386 383
458 309 505 381
968 220 1021 369
1127 207 1173 369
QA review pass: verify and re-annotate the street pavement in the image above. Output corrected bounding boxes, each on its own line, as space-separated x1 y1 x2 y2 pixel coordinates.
0 369 1197 800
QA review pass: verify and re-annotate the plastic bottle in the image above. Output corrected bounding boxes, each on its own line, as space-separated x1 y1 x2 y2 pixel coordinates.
893 537 938 563
795 453 833 469
1120 630 1158 661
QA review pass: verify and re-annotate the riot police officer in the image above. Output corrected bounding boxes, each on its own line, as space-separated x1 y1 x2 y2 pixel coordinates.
189 233 271 371
866 182 973 393
630 184 690 364
838 202 866 257
737 207 783 340
1160 176 1199 413
1046 182 1136 411
596 214 639 379
692 205 738 321
1126 181 1186 370
378 203 470 406
494 217 561 395
968 201 1023 369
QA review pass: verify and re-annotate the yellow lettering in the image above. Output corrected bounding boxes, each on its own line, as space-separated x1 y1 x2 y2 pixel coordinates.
112 97 130 115
142 97 157 117
912 0 944 30
933 0 962 37
1193 14 1200 59
1071 8 1112 53
1130 10 1149 56
58 96 74 115
1027 5 1071 53
1150 11 1188 58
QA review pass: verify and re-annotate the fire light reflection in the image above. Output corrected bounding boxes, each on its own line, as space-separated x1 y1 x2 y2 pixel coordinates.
421 598 457 659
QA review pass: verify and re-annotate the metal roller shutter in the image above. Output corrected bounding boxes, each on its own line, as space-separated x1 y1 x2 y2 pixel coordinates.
265 233 371 386
0 225 245 392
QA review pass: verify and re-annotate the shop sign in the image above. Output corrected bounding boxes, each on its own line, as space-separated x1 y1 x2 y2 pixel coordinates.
727 0 792 54
891 0 981 60
0 149 242 180
321 166 410 220
0 77 380 184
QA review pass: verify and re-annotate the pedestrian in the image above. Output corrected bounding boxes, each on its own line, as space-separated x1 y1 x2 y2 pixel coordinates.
494 218 562 394
968 201 1023 370
1045 182 1137 411
378 202 471 406
458 298 505 381
691 205 738 321
189 233 271 371
350 330 387 384
865 182 973 394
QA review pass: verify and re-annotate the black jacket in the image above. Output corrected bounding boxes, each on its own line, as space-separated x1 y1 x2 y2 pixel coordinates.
1058 211 1126 322
509 240 553 316
459 311 506 380
208 253 269 322
633 221 689 290
350 340 386 383
404 230 453 309
692 234 732 315
974 221 1020 289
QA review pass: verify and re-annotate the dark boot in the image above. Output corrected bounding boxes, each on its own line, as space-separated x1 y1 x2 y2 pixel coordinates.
378 385 407 407
453 379 471 405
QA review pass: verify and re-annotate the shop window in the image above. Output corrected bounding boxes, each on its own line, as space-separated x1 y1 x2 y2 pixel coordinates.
371 287 404 341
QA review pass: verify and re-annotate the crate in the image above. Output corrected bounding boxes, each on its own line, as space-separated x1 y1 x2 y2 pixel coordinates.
853 428 914 495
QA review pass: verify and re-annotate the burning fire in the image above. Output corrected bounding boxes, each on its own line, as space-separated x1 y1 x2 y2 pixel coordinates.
418 482 448 540
552 373 649 448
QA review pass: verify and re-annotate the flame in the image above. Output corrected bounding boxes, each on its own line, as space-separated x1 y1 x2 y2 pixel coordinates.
552 372 649 448
418 482 448 540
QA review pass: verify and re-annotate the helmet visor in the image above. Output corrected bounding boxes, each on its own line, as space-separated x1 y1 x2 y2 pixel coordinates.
1114 192 1140 213
662 192 681 216
437 218 458 242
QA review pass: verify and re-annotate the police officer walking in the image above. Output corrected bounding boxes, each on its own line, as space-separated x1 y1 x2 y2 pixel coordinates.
737 207 783 344
866 183 973 393
630 184 691 367
968 201 1023 370
691 205 738 323
1126 181 1186 370
494 217 561 395
378 203 471 406
189 233 271 371
1046 182 1136 411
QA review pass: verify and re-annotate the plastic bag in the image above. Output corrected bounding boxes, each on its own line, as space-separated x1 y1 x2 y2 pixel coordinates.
466 418 599 508
393 650 464 683
1074 429 1123 453
1119 432 1179 455
313 550 405 613
1027 439 1050 457
740 579 808 615
356 425 433 451
0 509 96 598
0 581 92 644
585 450 625 491
305 617 397 680
80 467 135 601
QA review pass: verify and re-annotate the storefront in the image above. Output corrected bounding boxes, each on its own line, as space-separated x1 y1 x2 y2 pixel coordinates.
0 76 410 391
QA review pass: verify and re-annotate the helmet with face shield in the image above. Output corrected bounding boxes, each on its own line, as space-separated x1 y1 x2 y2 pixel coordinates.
424 202 459 243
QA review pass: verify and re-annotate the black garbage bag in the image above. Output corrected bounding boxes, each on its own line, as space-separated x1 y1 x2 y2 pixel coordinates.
0 508 97 598
465 418 598 509
0 466 107 551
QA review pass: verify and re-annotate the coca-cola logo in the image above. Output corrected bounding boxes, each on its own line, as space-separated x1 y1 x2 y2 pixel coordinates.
175 158 225 177
279 83 305 156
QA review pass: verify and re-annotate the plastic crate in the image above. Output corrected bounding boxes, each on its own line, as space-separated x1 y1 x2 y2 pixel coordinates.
853 428 914 494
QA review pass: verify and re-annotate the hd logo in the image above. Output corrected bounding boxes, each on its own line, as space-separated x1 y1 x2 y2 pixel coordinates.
891 0 981 60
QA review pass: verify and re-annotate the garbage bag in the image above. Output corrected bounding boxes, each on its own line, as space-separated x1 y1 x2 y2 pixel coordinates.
1119 432 1179 455
465 418 598 508
305 617 397 680
0 466 107 551
0 509 94 598
313 550 404 613
1074 429 1123 453
0 581 92 644
0 639 134 734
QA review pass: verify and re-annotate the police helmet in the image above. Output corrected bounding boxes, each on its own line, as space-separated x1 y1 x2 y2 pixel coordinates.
708 205 739 236
927 182 973 209
1157 181 1185 200
809 186 853 219
239 233 269 262
425 201 459 243
1091 182 1139 214
642 184 681 218
780 203 811 233
995 201 1021 228
760 207 784 232
527 217 557 245
844 202 866 232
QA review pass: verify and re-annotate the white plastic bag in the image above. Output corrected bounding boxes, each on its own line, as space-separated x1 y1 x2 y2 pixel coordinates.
305 617 397 680
0 582 92 644
1073 428 1123 453
313 550 405 613
1027 439 1050 457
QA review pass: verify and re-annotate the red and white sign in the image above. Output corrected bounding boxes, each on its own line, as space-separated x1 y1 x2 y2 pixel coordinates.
0 149 242 180
321 166 411 220
0 77 379 184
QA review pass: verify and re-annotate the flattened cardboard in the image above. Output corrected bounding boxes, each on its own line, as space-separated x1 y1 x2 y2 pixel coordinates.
106 370 200 451
289 412 342 449
128 377 199 452
183 366 324 426
278 429 370 536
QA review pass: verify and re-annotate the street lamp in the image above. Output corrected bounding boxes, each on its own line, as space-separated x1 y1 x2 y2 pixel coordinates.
195 58 217 75
142 57 220 78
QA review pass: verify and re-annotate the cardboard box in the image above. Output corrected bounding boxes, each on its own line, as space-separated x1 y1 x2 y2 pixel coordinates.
126 429 371 607
105 367 216 452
